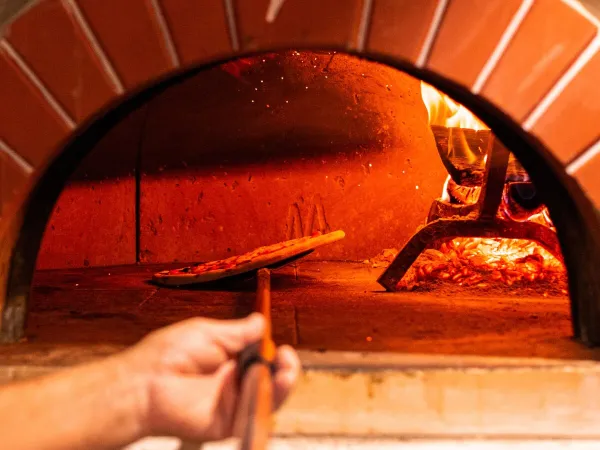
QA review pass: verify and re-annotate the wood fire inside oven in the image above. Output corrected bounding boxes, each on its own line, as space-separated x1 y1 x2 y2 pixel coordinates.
22 51 585 363
378 124 566 296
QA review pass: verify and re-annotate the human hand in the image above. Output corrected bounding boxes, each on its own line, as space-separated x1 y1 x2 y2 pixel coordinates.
124 313 300 442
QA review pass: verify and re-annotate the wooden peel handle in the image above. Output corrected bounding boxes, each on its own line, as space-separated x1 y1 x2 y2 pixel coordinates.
178 269 276 450
235 363 273 450
234 268 275 450
256 268 276 363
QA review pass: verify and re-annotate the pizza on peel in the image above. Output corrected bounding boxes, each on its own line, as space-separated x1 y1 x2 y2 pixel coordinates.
153 230 345 286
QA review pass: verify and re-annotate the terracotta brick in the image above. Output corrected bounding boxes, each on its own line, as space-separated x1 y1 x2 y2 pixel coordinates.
5 0 118 123
427 0 522 88
158 0 232 65
367 0 439 64
531 50 600 164
482 0 597 121
0 50 70 167
0 152 29 219
235 0 363 51
77 0 175 88
571 151 600 209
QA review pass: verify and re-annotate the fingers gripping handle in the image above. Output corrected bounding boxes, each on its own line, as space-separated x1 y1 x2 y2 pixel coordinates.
237 341 276 385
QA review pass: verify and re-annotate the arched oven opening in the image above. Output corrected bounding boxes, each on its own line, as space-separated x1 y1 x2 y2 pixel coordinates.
5 51 600 359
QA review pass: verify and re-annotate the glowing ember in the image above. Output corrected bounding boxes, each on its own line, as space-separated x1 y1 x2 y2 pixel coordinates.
394 237 567 294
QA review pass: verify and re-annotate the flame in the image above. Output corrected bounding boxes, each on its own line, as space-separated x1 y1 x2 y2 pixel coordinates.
440 175 452 202
409 83 564 293
421 81 489 131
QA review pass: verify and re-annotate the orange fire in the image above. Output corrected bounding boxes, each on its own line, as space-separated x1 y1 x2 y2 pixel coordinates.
421 81 488 131
385 237 567 294
386 83 568 294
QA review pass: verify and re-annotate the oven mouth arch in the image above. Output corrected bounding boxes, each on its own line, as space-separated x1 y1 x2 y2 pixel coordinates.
4 49 600 347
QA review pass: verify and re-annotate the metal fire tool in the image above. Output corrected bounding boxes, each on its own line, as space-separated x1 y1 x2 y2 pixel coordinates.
233 268 276 450
378 135 563 291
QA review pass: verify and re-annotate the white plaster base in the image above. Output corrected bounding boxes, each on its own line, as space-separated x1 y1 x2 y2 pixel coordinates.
124 437 600 450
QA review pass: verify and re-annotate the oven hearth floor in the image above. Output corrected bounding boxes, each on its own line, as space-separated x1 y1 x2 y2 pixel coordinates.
2 261 598 365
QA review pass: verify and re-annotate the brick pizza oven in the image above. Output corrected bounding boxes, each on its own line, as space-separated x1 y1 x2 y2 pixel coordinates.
4 0 600 445
1 0 600 357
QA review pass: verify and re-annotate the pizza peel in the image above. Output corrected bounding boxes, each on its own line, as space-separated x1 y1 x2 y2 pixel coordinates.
263 249 313 269
188 250 315 287
153 230 345 286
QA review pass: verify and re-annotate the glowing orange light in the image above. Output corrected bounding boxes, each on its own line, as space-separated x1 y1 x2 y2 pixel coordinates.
421 81 488 131
393 238 566 292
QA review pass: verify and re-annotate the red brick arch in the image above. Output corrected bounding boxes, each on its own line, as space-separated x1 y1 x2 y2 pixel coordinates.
1 0 600 344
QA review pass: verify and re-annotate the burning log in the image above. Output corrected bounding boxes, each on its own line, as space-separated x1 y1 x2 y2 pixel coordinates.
431 125 528 186
446 178 480 204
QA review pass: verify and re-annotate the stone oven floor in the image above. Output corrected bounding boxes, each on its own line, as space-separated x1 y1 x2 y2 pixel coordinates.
2 261 599 365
